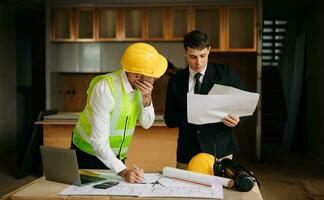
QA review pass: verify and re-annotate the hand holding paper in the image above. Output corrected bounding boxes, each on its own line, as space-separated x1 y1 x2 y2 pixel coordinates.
222 113 240 127
187 84 259 125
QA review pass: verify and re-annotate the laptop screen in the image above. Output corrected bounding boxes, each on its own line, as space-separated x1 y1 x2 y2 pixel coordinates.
40 146 82 185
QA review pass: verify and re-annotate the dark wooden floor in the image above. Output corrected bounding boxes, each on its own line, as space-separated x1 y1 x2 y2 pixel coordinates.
237 152 324 200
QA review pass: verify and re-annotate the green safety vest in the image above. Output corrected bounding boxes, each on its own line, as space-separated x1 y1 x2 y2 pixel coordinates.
72 70 141 160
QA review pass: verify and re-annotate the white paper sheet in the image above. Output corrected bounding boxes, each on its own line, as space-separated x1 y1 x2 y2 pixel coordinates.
140 184 223 199
188 84 259 125
59 172 224 199
60 182 149 196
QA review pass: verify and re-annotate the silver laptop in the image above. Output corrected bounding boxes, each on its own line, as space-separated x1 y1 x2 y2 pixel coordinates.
40 146 106 186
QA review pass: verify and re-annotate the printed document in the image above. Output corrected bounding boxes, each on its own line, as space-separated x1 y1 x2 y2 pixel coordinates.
188 84 259 125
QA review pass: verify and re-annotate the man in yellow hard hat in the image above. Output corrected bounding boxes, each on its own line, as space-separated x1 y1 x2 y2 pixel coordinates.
71 43 167 183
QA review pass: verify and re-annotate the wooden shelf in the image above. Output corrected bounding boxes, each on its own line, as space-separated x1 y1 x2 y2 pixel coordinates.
51 5 257 52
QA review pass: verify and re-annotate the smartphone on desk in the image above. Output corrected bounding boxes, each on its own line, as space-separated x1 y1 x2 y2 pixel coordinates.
93 181 119 189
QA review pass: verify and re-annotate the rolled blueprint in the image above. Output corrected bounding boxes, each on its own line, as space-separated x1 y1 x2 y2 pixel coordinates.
162 166 234 188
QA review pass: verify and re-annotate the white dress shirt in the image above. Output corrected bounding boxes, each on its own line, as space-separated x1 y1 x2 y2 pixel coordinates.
188 66 208 94
89 70 155 174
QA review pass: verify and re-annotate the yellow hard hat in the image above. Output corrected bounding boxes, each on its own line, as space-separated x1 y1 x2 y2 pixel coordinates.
121 43 167 78
187 153 215 175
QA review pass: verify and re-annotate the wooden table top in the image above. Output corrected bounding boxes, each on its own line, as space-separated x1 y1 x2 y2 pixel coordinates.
6 176 263 200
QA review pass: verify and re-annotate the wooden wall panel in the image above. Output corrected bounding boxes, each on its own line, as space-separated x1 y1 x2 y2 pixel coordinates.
63 73 99 111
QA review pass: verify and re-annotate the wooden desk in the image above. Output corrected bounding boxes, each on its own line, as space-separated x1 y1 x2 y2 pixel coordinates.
5 177 263 200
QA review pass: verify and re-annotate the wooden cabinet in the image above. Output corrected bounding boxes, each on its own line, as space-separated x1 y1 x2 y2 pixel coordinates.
51 5 257 52
76 8 96 41
123 8 145 40
226 6 256 51
169 7 190 40
97 7 168 41
146 7 166 40
192 6 256 52
51 8 96 42
52 8 74 41
97 8 119 41
194 7 222 50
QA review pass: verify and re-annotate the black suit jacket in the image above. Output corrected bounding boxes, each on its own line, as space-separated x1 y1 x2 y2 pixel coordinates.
164 63 248 163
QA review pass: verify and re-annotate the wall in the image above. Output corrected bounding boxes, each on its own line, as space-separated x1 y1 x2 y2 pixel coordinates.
305 0 324 165
0 3 17 153
264 0 324 165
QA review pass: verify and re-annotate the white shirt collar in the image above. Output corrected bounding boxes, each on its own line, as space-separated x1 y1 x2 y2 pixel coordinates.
189 65 208 81
121 70 135 94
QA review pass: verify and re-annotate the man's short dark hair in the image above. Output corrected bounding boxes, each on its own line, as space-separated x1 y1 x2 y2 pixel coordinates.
183 30 210 50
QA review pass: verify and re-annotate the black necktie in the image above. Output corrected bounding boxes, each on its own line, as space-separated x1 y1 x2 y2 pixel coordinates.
194 73 202 94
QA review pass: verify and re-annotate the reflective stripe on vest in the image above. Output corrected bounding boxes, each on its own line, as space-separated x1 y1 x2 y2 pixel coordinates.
72 70 141 160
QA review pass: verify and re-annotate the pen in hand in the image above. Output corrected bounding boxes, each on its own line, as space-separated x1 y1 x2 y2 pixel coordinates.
133 164 140 171
133 164 145 183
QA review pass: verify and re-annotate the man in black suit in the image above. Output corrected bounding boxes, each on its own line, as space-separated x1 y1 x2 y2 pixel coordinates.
164 30 247 169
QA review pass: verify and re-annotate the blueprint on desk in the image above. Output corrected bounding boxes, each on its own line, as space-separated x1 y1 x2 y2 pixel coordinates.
59 173 223 199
